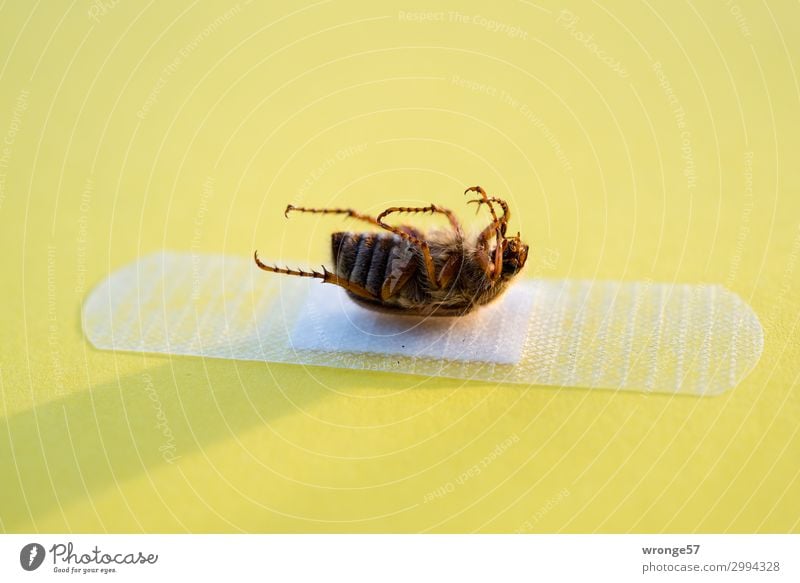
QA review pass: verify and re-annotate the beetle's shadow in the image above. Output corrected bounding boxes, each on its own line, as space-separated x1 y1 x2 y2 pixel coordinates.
0 353 467 532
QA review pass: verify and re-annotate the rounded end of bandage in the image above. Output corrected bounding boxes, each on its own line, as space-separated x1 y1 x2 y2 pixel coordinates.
695 287 764 397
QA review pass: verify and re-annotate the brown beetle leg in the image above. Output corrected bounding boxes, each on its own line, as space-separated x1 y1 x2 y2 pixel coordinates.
253 251 377 300
436 253 463 289
285 203 426 246
377 204 463 238
469 197 510 238
284 204 381 227
465 188 506 278
491 237 506 282
474 225 507 284
467 194 511 284
464 186 499 224
474 248 494 279
377 204 462 290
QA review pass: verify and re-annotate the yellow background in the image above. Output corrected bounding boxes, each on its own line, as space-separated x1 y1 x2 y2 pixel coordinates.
1 0 799 533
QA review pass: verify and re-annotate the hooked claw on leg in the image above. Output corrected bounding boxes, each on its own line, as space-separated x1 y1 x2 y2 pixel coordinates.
467 198 489 214
464 185 487 197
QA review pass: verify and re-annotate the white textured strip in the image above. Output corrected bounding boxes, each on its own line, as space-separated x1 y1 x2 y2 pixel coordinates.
289 282 535 365
82 252 764 395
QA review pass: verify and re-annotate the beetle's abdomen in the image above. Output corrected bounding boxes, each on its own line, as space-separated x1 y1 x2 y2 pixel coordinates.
332 232 402 297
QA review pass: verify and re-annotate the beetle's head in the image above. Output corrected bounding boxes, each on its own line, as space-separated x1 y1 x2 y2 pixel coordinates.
501 233 528 276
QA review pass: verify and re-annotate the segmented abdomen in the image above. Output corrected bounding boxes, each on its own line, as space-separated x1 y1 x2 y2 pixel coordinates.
331 232 410 298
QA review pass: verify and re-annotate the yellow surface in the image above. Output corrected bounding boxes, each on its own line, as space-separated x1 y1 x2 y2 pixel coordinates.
1 0 799 533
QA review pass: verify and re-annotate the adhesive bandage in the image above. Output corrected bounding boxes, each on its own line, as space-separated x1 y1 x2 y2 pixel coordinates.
82 252 764 395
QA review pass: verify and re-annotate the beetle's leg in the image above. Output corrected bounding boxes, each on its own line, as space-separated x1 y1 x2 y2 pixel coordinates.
436 253 463 289
284 204 381 227
469 196 510 238
471 206 510 285
465 188 507 276
474 248 495 279
464 185 499 226
376 204 462 290
377 204 463 238
476 224 497 252
472 238 505 284
490 237 506 282
253 251 377 300
285 205 425 240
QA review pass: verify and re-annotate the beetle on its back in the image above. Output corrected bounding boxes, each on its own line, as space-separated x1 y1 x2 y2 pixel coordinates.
254 186 529 316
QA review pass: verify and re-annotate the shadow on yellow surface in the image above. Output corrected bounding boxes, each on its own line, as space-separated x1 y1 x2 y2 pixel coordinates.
0 359 326 530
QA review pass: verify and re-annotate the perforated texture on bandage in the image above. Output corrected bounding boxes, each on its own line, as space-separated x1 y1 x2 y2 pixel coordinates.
82 252 764 395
